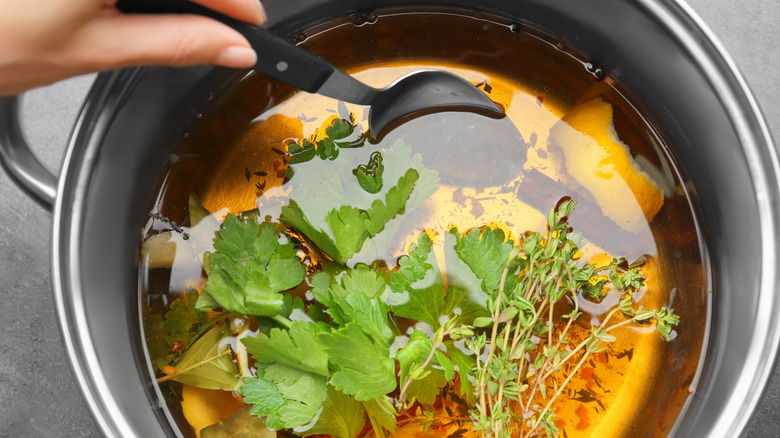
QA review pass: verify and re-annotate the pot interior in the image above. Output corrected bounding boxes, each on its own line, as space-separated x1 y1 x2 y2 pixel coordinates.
140 6 708 437
57 1 776 437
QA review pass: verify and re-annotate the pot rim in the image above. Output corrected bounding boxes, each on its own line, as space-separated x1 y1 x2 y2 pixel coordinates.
50 0 780 437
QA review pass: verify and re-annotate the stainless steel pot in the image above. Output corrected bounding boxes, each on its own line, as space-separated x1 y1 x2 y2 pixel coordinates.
0 0 777 437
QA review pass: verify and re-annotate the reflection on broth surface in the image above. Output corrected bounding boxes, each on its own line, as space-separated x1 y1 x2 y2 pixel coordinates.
139 9 707 438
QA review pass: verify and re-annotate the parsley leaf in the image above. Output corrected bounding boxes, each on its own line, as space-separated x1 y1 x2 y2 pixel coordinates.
390 231 489 328
354 151 384 194
318 324 396 401
196 215 305 316
452 226 519 293
240 364 327 430
283 138 439 265
314 267 393 348
339 265 387 299
162 289 208 350
242 320 329 377
281 168 419 263
388 231 433 293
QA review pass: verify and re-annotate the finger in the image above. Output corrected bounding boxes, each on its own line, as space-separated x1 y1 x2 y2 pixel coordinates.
62 12 257 71
192 0 267 25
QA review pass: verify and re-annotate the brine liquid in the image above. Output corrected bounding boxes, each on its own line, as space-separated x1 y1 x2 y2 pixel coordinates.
140 8 708 438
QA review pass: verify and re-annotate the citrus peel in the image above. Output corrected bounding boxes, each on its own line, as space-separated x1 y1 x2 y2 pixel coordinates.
550 98 664 233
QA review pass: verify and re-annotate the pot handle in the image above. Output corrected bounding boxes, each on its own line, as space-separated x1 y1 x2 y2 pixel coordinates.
0 95 57 211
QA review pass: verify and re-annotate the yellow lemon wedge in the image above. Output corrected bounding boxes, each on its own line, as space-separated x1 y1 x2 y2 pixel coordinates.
180 385 245 437
550 98 664 233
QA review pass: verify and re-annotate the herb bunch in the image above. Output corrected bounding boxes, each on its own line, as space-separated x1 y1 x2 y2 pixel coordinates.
462 199 679 438
148 115 681 438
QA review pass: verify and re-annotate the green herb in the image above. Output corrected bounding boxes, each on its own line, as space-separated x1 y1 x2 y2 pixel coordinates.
288 117 367 164
459 200 679 438
242 320 329 377
319 323 397 401
354 151 385 193
390 231 489 329
153 109 682 438
313 266 393 347
283 137 439 265
240 364 328 430
281 168 419 263
162 289 208 348
195 215 306 316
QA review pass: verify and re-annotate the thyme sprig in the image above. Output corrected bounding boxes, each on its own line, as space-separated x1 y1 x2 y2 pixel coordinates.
460 199 679 437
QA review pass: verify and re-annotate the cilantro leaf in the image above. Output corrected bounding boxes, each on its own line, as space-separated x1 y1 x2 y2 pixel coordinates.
391 231 489 328
396 329 447 405
242 321 329 377
318 324 396 401
317 137 340 160
300 388 367 438
326 117 354 143
196 215 305 316
162 320 241 391
241 364 327 430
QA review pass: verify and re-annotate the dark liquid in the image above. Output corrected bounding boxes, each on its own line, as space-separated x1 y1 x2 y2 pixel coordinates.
140 8 708 438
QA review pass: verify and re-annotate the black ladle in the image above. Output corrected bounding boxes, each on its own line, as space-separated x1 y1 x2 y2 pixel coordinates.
116 0 505 138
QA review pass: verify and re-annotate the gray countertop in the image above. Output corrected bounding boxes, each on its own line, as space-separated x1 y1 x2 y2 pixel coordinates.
0 0 778 436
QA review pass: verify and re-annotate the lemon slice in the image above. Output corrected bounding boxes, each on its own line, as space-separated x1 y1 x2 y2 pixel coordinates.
181 385 244 437
550 98 664 233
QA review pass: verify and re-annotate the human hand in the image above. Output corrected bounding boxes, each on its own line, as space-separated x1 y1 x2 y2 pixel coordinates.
0 0 265 96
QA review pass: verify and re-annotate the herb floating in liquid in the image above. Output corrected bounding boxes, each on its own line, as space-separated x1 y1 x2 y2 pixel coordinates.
354 151 385 194
152 113 680 438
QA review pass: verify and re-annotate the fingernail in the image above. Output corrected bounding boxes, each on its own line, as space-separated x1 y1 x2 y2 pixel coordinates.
256 1 268 25
216 46 257 68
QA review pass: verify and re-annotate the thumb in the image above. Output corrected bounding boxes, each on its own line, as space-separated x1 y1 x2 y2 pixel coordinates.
65 12 258 71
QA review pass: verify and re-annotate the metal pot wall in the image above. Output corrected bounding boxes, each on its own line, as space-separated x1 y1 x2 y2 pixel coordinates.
0 0 778 437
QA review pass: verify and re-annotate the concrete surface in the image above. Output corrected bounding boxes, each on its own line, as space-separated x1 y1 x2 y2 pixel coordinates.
0 0 778 436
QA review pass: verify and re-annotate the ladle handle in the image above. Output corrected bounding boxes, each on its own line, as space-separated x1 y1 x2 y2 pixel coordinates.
116 0 336 93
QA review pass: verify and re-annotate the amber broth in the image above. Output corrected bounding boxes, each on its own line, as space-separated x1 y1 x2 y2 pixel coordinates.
140 8 708 438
